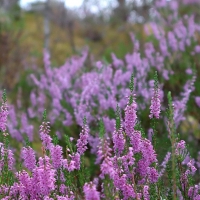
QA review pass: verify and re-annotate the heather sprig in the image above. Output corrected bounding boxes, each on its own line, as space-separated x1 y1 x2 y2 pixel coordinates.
76 117 89 155
165 92 195 199
149 71 161 120
167 91 177 199
149 71 161 152
0 89 9 136
1 0 200 198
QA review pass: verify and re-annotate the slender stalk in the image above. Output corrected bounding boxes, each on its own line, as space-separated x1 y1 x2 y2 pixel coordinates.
167 92 177 200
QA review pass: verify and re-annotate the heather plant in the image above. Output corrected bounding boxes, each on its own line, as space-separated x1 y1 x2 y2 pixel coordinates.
12 0 200 150
2 0 200 197
1 70 200 199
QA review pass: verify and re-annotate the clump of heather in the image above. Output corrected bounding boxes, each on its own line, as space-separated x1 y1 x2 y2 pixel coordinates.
1 62 200 200
1 0 200 198
95 77 159 199
8 0 198 155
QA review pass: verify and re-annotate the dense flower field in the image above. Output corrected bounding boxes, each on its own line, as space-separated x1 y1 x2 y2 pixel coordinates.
1 0 200 199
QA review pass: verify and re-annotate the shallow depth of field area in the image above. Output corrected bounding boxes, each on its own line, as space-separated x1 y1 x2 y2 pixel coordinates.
0 0 200 199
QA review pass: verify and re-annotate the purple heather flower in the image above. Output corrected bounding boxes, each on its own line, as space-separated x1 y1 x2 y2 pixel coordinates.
111 53 124 68
159 152 171 177
88 135 100 154
175 140 188 158
168 31 178 52
76 123 89 155
187 160 197 175
30 90 37 107
71 152 81 170
121 183 136 199
83 182 100 200
32 156 56 196
173 75 196 127
96 61 103 69
39 121 52 149
188 185 199 199
8 105 17 127
102 117 115 133
195 96 200 107
62 159 75 172
100 157 114 179
0 143 15 172
143 185 150 200
129 130 142 153
44 196 54 200
149 85 161 119
15 170 33 198
140 139 157 164
186 68 193 75
21 147 36 171
159 37 169 57
56 194 75 200
112 170 136 199
1 145 67 199
112 125 125 156
20 113 34 141
155 0 167 8
121 147 135 177
95 138 112 164
177 140 186 149
50 145 63 169
182 153 191 165
0 101 8 132
194 45 200 53
169 0 178 11
124 95 137 137
148 167 159 183
96 138 115 179
63 152 81 171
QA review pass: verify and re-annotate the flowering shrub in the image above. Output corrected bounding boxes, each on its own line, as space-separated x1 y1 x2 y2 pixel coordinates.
9 0 200 149
1 72 200 199
1 0 200 199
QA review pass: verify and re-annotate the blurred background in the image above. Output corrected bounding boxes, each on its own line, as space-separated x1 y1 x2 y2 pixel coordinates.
0 0 167 91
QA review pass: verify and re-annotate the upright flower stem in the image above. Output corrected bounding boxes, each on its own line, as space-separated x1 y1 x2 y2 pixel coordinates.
167 91 177 200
